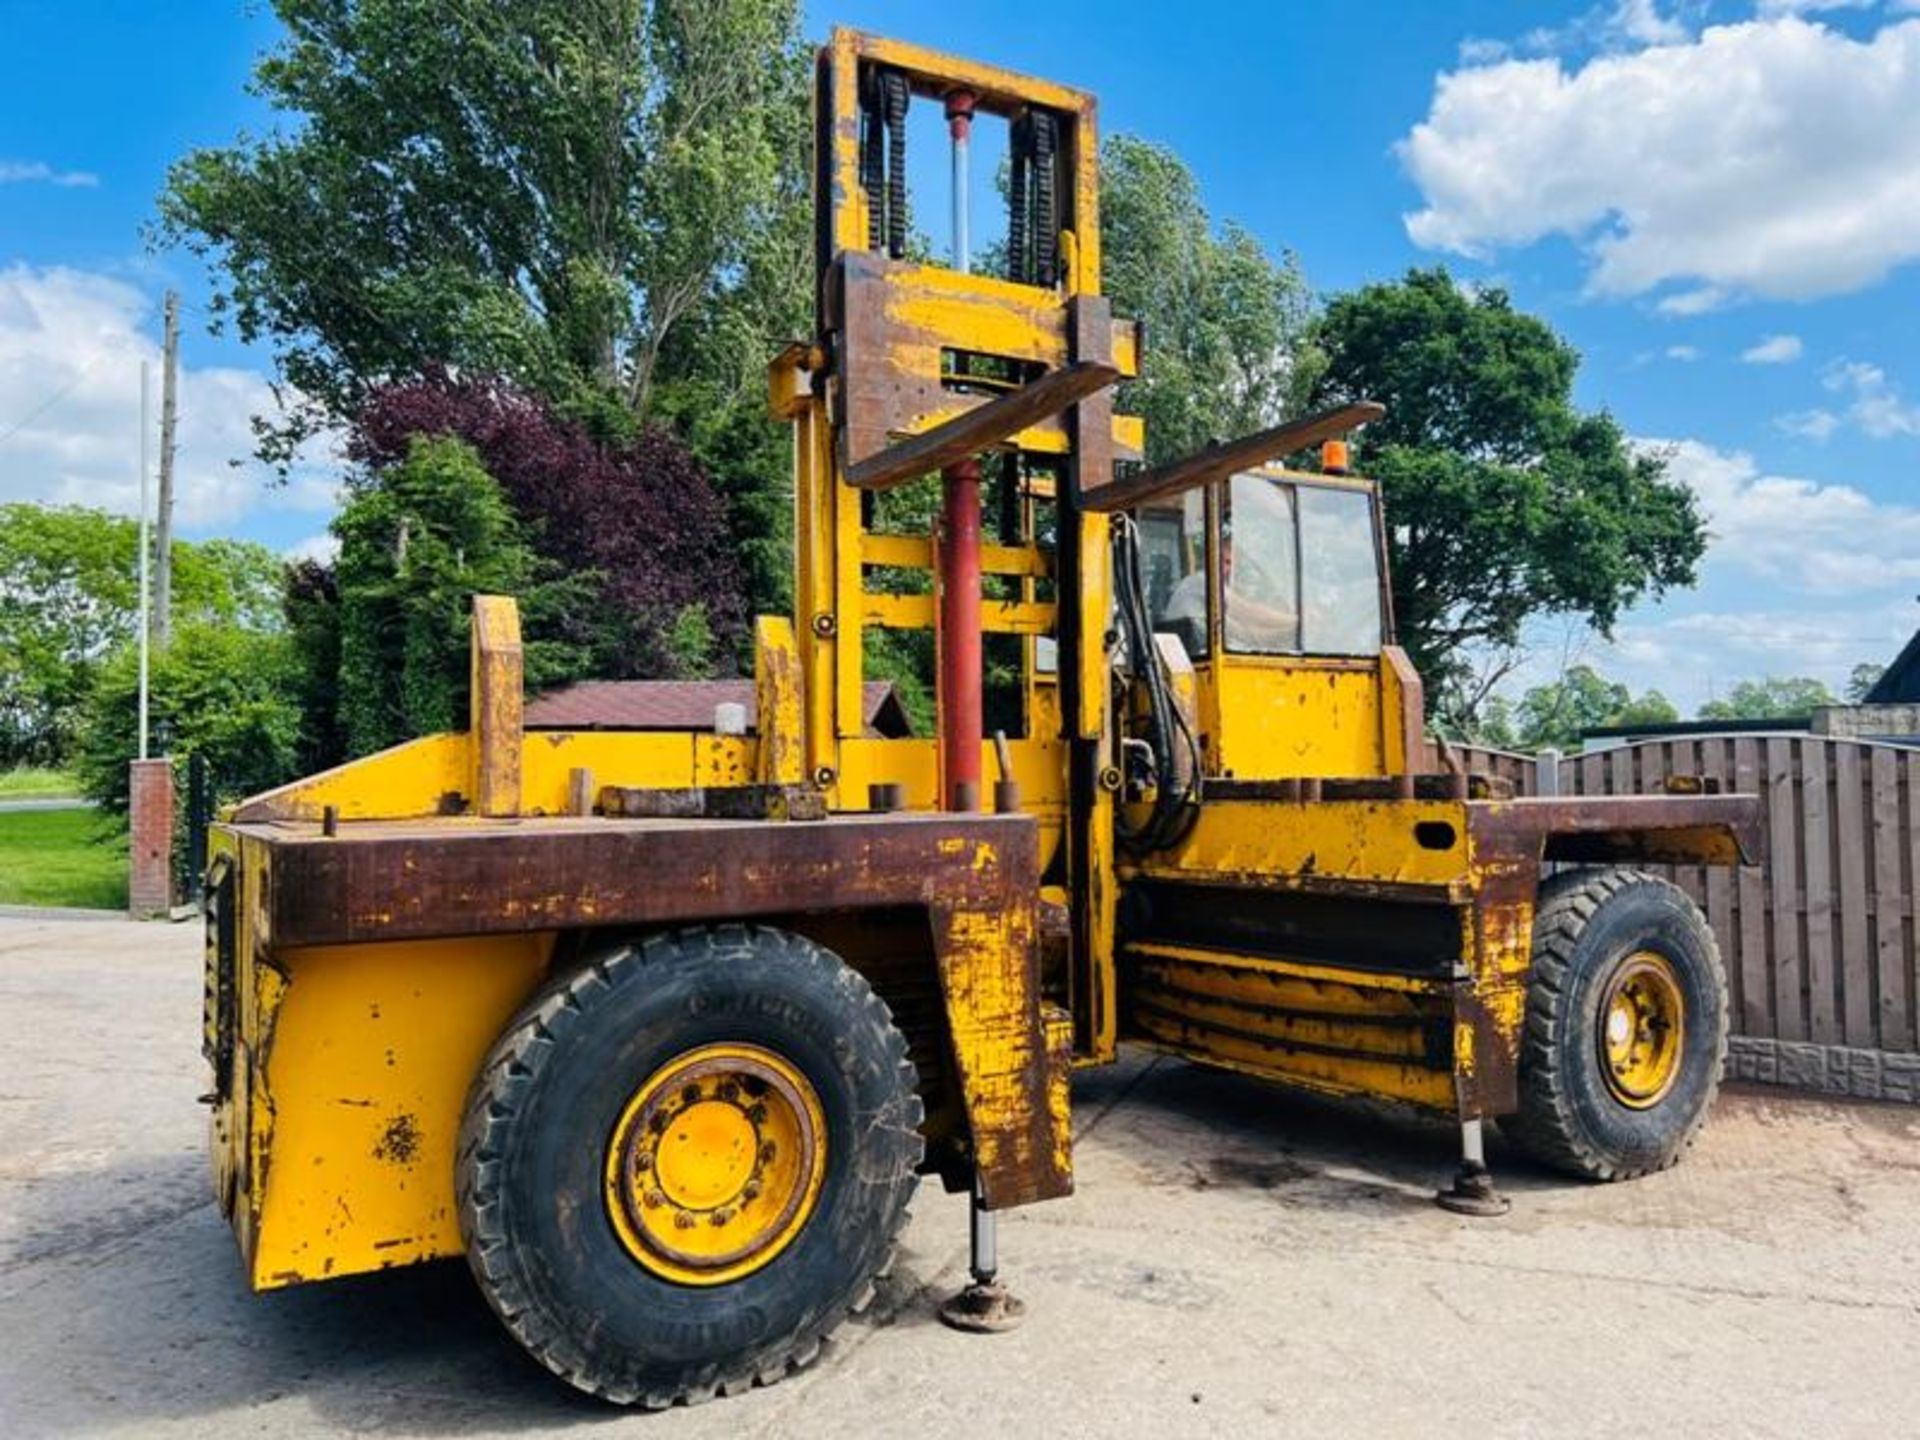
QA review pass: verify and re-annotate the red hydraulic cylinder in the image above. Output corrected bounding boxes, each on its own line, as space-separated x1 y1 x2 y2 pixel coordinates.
939 456 983 812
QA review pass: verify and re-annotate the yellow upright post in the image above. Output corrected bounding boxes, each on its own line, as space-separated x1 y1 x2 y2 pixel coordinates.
470 595 523 817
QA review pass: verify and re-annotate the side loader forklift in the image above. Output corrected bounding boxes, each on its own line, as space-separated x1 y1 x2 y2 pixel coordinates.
202 28 1762 1407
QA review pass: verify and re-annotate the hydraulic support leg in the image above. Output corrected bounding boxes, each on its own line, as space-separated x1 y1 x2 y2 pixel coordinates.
939 1178 1028 1333
1434 1117 1511 1217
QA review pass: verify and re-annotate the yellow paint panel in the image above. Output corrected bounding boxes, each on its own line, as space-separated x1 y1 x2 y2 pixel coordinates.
1133 982 1432 1061
755 616 805 786
1210 659 1386 779
233 734 468 821
862 591 1056 636
469 594 524 817
250 935 552 1288
1144 798 1473 893
1130 1026 1454 1108
886 266 1073 367
836 736 1065 869
1124 941 1450 1004
860 533 1052 579
841 28 1096 118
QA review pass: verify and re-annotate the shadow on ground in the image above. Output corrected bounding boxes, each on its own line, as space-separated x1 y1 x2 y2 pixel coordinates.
8 1056 1588 1434
1071 1054 1578 1211
4 1143 951 1435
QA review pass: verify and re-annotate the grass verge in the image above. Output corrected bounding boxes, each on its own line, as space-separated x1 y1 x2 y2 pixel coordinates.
0 767 80 801
0 808 127 909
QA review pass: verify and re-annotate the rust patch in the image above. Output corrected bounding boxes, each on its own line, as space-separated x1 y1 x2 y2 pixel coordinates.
373 1113 422 1166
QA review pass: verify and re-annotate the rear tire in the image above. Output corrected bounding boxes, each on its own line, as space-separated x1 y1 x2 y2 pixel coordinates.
456 925 923 1406
1503 869 1726 1181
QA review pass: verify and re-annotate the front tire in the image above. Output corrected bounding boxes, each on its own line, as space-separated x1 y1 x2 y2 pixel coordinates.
456 925 924 1406
1503 869 1726 1181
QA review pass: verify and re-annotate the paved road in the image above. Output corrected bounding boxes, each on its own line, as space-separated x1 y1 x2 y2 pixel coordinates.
0 797 89 813
3 914 1917 1439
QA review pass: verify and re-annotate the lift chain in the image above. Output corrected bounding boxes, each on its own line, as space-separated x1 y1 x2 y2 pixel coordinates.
882 69 911 260
1007 111 1033 284
1031 109 1059 288
860 70 886 251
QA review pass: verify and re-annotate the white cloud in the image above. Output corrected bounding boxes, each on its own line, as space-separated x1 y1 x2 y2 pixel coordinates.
1648 436 1920 593
1554 436 1920 707
1516 1 1693 57
1741 334 1803 363
1457 38 1511 66
1817 358 1920 436
1610 0 1688 45
0 160 98 188
1602 601 1913 697
285 532 340 564
1653 287 1730 316
1756 0 1873 13
1776 408 1840 440
1400 18 1920 305
0 264 337 531
1665 344 1703 361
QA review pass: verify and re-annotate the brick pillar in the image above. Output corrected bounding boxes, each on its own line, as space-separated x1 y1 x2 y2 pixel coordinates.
129 758 174 916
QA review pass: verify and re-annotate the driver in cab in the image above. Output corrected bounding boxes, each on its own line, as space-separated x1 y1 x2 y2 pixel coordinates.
1162 524 1298 653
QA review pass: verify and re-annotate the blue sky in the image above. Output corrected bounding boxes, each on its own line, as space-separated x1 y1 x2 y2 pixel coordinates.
3 1 1918 709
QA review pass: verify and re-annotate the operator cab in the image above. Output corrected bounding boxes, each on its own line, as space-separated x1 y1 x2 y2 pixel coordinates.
1129 457 1406 783
1142 466 1386 664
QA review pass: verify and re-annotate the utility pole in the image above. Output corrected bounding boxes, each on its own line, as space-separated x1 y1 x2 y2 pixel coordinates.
153 290 180 647
137 361 151 760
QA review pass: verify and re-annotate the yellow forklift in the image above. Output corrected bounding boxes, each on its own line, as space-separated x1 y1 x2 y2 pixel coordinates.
201 27 1761 1407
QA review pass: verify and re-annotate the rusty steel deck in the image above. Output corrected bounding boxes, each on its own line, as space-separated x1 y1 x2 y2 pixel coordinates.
228 809 1040 948
215 808 1073 1219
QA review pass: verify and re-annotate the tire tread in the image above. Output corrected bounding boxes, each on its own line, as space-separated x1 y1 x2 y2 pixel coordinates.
1504 868 1728 1181
455 923 923 1406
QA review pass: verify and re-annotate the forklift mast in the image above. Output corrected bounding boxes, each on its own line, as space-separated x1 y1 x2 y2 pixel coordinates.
771 29 1135 1055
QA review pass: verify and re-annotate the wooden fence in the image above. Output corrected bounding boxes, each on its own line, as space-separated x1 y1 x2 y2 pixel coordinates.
1444 742 1541 796
1451 734 1920 1097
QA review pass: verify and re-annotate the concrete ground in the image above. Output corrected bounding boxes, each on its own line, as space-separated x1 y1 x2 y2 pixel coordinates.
4 916 1917 1440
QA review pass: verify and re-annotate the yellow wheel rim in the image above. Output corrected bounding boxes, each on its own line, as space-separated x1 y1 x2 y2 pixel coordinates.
1599 951 1685 1109
604 1043 827 1287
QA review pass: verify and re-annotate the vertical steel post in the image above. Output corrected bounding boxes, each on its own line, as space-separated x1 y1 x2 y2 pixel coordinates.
933 85 1024 1333
939 458 983 811
938 89 983 815
968 1175 997 1282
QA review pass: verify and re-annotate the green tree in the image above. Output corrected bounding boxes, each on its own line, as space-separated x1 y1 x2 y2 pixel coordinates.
157 0 810 618
1099 135 1315 464
283 559 345 772
1306 269 1706 724
330 435 587 756
74 622 303 817
1510 664 1678 751
0 503 284 766
1697 676 1837 723
1846 662 1887 704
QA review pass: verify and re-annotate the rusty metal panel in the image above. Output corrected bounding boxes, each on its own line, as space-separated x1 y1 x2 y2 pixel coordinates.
222 810 1070 1214
1468 793 1765 867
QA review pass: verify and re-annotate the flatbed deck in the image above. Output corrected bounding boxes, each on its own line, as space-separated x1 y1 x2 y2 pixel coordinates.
222 809 1038 948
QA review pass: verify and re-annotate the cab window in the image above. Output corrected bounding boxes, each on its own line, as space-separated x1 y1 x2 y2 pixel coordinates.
1144 489 1209 659
1219 479 1300 654
1221 475 1382 658
1297 485 1382 655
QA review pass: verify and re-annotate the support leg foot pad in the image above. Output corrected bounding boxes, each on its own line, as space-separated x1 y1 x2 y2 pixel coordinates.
1435 1161 1510 1217
938 1280 1027 1333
